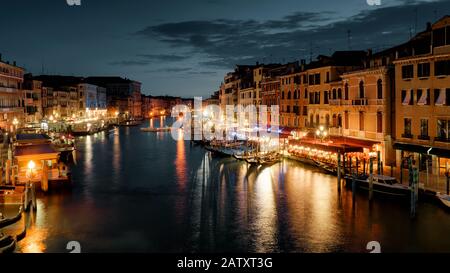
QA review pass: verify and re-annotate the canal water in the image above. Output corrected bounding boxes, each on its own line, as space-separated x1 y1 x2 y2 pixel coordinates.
15 118 450 253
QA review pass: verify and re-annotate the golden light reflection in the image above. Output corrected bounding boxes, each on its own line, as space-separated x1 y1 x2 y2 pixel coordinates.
175 129 187 189
112 127 121 187
253 167 277 252
19 199 48 253
20 228 48 253
283 162 340 252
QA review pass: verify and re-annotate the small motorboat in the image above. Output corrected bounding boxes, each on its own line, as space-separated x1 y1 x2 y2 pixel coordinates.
436 193 450 209
344 174 410 197
140 127 171 132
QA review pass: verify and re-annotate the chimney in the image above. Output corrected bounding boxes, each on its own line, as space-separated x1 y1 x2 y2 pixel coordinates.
0 53 2 61
13 61 16 66
367 49 373 57
300 59 306 65
426 22 432 31
256 61 260 66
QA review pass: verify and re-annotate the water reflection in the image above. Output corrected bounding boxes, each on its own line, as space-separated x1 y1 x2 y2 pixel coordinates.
253 167 278 252
12 126 450 253
175 130 187 190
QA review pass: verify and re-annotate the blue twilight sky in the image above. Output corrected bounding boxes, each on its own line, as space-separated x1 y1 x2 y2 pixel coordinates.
0 0 448 97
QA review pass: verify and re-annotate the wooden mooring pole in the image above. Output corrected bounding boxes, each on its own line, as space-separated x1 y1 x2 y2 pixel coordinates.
356 157 359 176
369 157 374 201
337 153 341 192
410 168 419 218
352 171 356 199
377 151 381 175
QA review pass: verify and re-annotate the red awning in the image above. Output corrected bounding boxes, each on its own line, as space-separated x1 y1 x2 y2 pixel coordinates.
14 144 57 156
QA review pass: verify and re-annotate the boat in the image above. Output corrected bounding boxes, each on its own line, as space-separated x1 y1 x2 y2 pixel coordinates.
312 159 337 175
205 141 248 157
120 119 142 126
436 193 450 209
0 237 15 254
257 154 281 167
140 127 171 132
51 134 76 153
344 174 410 197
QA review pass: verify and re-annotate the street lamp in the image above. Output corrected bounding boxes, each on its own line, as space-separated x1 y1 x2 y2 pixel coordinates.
27 160 36 181
12 118 19 132
316 125 328 142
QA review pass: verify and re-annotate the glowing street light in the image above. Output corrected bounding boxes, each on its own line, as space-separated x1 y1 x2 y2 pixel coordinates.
27 160 36 181
316 125 328 142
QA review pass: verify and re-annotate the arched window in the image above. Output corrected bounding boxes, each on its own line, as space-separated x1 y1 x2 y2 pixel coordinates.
310 114 314 127
337 114 342 128
282 91 285 100
338 88 342 99
332 114 337 127
359 81 365 98
315 114 320 126
304 88 308 99
377 79 383 99
325 114 330 127
288 91 291 100
344 83 349 100
332 89 337 100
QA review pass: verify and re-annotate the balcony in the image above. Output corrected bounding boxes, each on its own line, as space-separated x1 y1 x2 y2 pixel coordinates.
434 136 450 143
329 127 343 136
0 107 23 112
352 98 368 106
368 99 385 106
418 135 430 140
0 86 18 93
329 99 345 106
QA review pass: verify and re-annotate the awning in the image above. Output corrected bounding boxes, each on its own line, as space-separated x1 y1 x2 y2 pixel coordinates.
14 144 57 156
393 142 450 158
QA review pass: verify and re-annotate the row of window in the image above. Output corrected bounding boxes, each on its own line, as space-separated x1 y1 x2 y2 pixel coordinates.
280 80 383 103
403 118 450 141
281 105 307 115
401 88 450 106
307 111 383 133
401 60 450 79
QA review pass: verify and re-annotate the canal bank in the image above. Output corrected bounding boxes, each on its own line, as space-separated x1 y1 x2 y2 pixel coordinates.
5 120 450 253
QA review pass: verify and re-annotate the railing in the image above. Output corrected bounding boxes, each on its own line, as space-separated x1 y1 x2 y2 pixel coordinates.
352 98 369 106
418 135 430 140
0 86 18 93
434 136 450 143
329 127 342 136
329 99 351 106
368 99 385 105
401 133 413 139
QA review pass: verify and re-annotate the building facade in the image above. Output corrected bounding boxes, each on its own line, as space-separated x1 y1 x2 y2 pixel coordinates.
393 16 450 177
0 58 25 131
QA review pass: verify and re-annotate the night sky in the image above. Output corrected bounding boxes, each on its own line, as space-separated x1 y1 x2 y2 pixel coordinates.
0 0 448 97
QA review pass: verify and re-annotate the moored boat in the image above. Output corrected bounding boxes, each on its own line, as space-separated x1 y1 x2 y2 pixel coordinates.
436 193 450 209
140 127 171 132
344 174 410 197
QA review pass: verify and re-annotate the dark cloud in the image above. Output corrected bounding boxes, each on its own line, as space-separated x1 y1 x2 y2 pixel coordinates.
146 67 192 73
137 54 189 62
109 54 189 67
135 0 449 69
187 71 218 76
109 60 150 66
